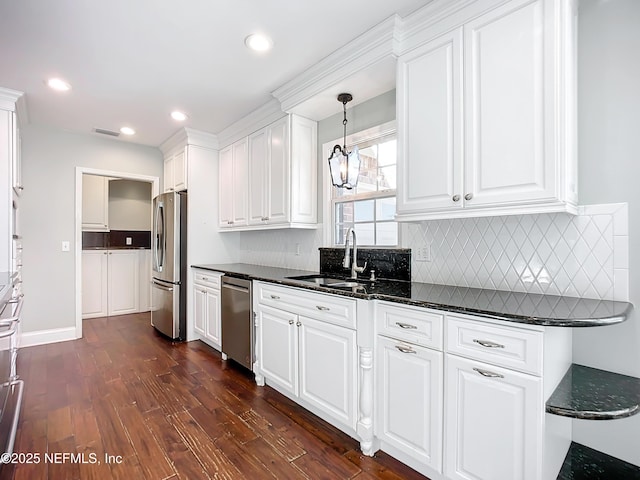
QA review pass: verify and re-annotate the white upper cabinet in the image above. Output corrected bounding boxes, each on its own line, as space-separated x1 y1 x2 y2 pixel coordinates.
397 0 577 221
220 114 317 231
82 174 109 232
218 137 249 228
163 146 187 192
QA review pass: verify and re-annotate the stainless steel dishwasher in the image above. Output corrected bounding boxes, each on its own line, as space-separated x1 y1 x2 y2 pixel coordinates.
221 276 253 371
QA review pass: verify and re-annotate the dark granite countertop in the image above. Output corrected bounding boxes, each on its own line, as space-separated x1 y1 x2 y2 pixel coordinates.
557 442 640 479
546 364 640 420
191 263 633 327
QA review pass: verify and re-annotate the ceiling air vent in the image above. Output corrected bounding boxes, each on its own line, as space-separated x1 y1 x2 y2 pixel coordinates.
93 127 120 137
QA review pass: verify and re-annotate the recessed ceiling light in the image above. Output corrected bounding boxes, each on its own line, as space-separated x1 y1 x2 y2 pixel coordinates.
171 111 188 121
120 126 135 136
245 33 273 52
47 78 71 92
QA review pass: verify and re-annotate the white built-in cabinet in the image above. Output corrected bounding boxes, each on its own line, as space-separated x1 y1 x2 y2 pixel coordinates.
82 174 110 231
192 269 222 349
163 146 187 192
375 302 444 476
219 114 317 231
396 0 577 221
218 138 249 228
254 282 357 432
0 87 23 276
82 249 150 318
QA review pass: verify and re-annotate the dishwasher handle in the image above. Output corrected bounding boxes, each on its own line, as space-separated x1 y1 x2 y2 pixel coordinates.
222 283 250 294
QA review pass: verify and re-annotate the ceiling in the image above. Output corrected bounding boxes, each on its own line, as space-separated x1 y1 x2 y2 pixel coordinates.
0 0 430 147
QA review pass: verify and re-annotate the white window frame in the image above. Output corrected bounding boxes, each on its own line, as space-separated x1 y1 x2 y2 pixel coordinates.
321 120 398 247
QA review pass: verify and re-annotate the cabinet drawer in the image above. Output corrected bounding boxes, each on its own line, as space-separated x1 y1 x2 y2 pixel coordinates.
193 270 222 289
255 282 356 329
445 315 542 376
376 302 443 350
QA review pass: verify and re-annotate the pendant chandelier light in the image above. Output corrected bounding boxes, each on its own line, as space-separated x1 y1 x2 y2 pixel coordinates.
328 93 360 189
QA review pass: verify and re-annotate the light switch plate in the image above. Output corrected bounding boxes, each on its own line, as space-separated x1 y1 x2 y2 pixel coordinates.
126 237 132 245
415 246 430 262
61 241 70 252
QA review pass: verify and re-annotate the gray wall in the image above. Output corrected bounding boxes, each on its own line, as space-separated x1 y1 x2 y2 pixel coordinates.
571 0 640 464
20 125 163 333
109 179 153 230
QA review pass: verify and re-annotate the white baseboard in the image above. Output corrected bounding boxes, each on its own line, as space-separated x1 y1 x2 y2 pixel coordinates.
20 327 78 348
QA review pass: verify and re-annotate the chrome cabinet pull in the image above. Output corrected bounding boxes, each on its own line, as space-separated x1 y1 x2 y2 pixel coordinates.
464 193 473 201
395 322 417 330
288 319 294 325
473 367 504 378
473 339 505 349
395 345 416 354
316 306 330 311
270 295 280 300
452 194 460 202
296 321 302 327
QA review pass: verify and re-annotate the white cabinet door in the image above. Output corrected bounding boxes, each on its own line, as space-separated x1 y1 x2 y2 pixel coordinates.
218 145 233 227
289 114 317 225
108 250 140 316
377 336 443 473
248 128 268 225
163 155 174 193
298 316 357 429
397 28 463 215
205 288 221 346
138 249 151 312
231 138 248 226
256 305 298 396
445 354 542 480
82 251 108 318
194 285 206 337
267 116 289 224
173 148 187 192
463 0 554 208
82 174 109 231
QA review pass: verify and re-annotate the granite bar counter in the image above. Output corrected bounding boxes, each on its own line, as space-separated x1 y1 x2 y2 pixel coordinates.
191 263 633 327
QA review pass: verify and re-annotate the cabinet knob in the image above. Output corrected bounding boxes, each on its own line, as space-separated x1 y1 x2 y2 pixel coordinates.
288 319 294 325
452 194 460 202
464 193 473 201
296 321 302 327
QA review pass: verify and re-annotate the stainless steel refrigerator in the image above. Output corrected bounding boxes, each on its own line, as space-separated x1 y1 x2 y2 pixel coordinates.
151 191 187 340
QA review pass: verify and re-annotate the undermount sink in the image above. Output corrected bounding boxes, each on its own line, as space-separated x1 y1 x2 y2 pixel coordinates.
287 274 367 289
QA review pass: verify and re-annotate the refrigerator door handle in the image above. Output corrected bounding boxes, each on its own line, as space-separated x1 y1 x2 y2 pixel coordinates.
154 202 165 272
152 280 174 292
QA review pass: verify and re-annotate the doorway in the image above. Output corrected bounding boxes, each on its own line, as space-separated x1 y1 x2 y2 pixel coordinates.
74 167 159 339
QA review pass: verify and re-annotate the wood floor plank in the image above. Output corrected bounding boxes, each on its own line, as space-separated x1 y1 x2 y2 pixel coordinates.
117 404 176 479
10 314 429 480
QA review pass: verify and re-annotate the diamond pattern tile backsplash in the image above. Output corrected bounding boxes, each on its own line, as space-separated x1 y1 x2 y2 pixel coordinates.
403 204 629 301
237 203 629 302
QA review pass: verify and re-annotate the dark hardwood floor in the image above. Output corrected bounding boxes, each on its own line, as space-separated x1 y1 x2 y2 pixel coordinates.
4 313 428 480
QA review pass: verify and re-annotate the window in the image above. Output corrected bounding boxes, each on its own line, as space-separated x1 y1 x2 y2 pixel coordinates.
330 126 397 247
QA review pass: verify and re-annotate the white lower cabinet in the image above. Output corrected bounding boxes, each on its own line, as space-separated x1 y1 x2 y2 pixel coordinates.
82 249 143 318
254 282 357 432
444 355 542 480
377 335 443 474
192 269 222 349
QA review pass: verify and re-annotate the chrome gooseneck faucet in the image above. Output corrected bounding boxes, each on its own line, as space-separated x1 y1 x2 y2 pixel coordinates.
343 227 367 279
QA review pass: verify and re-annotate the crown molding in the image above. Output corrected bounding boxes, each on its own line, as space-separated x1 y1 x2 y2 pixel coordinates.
0 87 24 114
216 98 285 148
160 127 218 155
272 15 401 114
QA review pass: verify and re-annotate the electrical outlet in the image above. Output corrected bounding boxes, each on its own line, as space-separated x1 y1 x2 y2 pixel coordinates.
295 243 301 256
126 237 132 245
415 246 431 262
